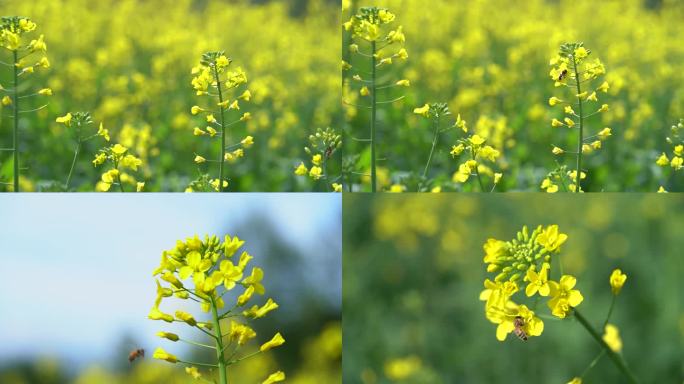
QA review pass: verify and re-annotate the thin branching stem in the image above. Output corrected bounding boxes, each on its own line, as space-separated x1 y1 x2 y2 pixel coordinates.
603 294 617 329
178 360 218 368
179 338 216 350
370 40 377 192
470 148 485 192
573 309 640 384
213 65 228 192
12 50 19 192
65 138 81 190
572 57 584 192
422 116 440 180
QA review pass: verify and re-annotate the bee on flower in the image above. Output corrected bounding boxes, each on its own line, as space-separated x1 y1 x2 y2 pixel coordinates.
189 51 253 192
480 225 580 341
547 43 611 192
481 225 639 382
150 234 284 383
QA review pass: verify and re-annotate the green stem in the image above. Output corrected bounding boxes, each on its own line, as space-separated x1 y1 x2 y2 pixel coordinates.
12 50 19 192
179 338 216 350
213 65 227 192
603 294 617 329
573 309 639 384
422 116 440 180
323 157 331 192
370 40 377 193
210 296 227 384
470 148 485 192
115 165 125 192
572 57 584 193
65 139 81 190
581 349 607 378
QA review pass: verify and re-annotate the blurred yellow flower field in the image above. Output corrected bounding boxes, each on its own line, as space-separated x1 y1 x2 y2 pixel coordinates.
0 0 340 191
343 0 684 192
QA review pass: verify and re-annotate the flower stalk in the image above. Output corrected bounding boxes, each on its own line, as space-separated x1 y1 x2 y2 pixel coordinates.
573 309 639 384
571 57 584 192
65 138 81 190
370 40 377 192
12 49 19 192
422 116 440 180
210 297 228 384
213 65 227 192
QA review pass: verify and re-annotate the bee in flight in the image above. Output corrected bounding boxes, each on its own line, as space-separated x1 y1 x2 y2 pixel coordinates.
557 69 568 81
128 348 145 363
513 316 528 341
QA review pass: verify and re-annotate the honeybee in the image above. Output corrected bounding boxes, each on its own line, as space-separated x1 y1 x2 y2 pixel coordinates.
128 348 145 363
513 316 528 341
557 69 568 81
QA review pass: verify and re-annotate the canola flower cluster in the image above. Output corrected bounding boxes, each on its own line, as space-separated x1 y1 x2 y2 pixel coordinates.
480 225 636 383
446 111 503 191
294 127 343 191
150 234 285 384
343 0 684 192
0 16 50 191
656 118 683 192
480 225 581 341
190 51 253 192
343 6 409 192
0 0 339 192
543 43 612 193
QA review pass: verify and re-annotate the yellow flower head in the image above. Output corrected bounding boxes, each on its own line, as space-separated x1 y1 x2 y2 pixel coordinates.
241 135 254 148
525 263 550 297
413 104 429 117
152 347 178 363
263 371 286 384
294 162 308 176
548 275 583 318
609 269 627 295
603 324 623 352
469 135 486 146
260 332 285 352
309 166 323 180
536 225 568 252
56 113 72 126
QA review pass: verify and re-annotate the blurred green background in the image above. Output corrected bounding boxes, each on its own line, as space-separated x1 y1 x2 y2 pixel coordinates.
343 0 684 192
343 194 683 383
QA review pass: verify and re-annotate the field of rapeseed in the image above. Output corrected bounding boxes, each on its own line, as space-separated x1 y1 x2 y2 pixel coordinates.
0 0 340 192
343 194 683 383
343 0 684 192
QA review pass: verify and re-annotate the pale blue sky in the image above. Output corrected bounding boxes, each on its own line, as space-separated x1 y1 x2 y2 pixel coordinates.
0 193 340 368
